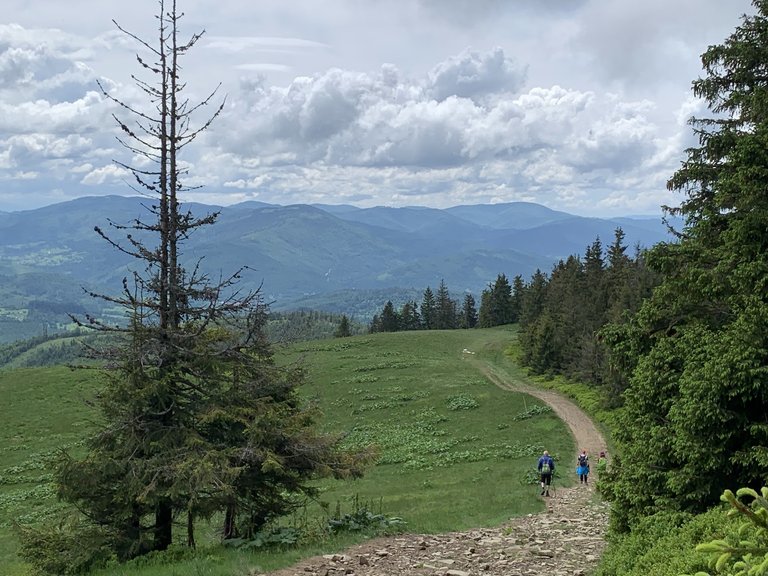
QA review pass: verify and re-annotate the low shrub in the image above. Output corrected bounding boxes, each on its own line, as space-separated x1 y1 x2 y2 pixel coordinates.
447 393 479 411
327 508 406 535
16 518 115 575
222 526 303 551
597 508 735 576
682 487 768 576
511 404 553 421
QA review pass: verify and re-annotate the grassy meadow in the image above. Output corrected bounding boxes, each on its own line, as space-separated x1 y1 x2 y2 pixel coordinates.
0 327 575 575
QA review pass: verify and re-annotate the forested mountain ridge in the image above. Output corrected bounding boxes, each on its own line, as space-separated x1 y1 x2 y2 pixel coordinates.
0 196 674 293
0 196 674 343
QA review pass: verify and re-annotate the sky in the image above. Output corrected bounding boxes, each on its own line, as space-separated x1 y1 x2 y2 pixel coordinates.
0 0 755 216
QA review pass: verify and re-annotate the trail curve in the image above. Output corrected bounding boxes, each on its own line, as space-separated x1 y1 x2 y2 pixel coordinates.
468 357 608 461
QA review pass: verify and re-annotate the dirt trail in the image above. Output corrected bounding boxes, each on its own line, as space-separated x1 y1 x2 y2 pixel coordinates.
263 351 610 576
471 359 608 460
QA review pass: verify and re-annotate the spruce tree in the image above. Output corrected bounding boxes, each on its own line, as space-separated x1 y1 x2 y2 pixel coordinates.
421 286 437 330
602 0 768 532
604 228 633 323
477 274 514 328
511 275 525 323
583 237 607 330
459 294 478 329
335 314 351 338
435 279 457 330
478 285 493 328
518 269 547 328
492 273 514 326
379 300 399 332
19 2 371 565
398 301 421 331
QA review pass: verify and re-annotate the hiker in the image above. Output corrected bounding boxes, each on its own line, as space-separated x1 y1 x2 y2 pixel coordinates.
577 449 590 484
537 450 555 496
597 451 608 476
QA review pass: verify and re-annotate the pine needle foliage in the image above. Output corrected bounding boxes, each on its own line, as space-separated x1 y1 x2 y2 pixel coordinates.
16 1 372 570
600 0 768 533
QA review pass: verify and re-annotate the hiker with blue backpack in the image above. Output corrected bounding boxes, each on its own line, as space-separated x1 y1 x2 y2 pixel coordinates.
537 450 555 497
577 449 590 484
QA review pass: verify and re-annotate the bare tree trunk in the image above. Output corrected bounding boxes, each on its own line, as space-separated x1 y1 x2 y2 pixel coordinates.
223 505 236 540
187 511 196 549
155 499 173 551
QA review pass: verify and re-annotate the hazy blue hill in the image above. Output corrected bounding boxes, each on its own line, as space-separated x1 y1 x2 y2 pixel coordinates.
375 249 549 294
226 200 277 210
445 202 573 230
0 196 678 342
309 203 361 214
0 196 220 247
272 287 425 320
0 196 142 245
0 272 114 344
182 204 479 300
329 205 481 234
326 205 508 255
609 215 684 236
496 216 669 259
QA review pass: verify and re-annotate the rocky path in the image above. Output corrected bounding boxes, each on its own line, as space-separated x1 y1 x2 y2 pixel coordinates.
265 354 609 576
267 486 608 576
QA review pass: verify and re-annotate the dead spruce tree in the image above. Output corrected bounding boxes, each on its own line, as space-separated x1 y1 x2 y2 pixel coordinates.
17 1 371 569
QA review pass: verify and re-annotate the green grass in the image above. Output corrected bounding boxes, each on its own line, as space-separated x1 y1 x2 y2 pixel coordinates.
0 327 576 575
0 367 99 575
290 328 574 532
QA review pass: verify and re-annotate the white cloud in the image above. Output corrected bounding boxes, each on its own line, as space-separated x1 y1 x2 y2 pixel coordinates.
70 162 92 173
80 164 130 185
214 54 670 183
0 0 757 217
426 46 526 101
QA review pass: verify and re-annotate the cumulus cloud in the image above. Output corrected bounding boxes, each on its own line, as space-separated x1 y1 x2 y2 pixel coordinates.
185 43 693 215
426 47 526 101
215 49 666 180
0 22 697 216
80 164 130 185
0 24 157 195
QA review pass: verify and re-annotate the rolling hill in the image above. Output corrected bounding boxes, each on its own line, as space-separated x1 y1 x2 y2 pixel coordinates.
0 196 675 342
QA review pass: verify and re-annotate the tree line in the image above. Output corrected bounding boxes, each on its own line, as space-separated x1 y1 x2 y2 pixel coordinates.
598 0 768 539
516 229 658 404
366 232 657 406
367 274 529 334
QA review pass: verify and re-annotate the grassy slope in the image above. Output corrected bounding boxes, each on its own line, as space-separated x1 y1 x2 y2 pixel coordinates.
289 328 575 533
0 367 98 575
0 328 575 576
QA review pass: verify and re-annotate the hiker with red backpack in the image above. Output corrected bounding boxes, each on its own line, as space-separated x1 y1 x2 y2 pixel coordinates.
577 449 590 484
537 450 555 496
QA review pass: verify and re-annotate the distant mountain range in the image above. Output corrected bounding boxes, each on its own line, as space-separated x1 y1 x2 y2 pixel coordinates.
0 196 679 342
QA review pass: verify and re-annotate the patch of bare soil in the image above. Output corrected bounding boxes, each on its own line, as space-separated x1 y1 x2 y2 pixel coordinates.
261 352 609 576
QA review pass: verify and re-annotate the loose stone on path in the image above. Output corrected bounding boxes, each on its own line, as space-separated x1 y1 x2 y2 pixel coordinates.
263 484 608 576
